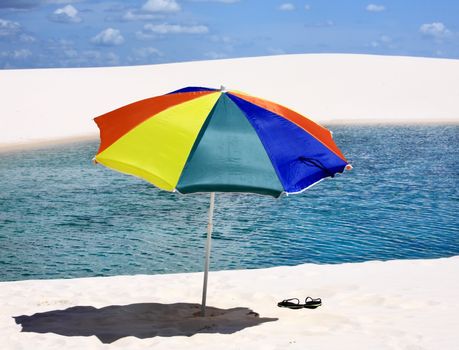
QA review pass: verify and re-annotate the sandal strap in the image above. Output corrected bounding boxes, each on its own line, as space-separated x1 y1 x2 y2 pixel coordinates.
283 298 300 304
305 297 321 303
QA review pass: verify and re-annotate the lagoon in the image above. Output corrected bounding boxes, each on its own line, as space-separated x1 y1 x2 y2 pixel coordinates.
0 125 457 281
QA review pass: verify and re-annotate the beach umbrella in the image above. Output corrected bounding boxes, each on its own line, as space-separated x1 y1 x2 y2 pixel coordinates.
93 86 351 316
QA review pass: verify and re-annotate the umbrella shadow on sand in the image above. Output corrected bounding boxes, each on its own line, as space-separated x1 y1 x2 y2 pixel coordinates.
14 302 278 344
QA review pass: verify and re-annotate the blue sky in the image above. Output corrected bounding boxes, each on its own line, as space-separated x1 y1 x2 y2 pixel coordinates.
0 0 458 69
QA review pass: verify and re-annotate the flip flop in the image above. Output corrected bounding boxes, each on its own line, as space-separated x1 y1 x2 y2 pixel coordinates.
277 298 304 309
304 296 322 309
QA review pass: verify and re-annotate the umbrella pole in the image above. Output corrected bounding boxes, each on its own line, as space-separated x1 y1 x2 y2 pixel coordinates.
201 192 215 317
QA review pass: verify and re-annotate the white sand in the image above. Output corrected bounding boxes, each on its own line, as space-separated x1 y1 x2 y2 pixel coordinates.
1 54 458 149
2 256 458 349
2 54 458 348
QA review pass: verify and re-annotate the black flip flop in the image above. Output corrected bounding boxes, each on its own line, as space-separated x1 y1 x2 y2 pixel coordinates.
277 298 304 309
304 296 322 309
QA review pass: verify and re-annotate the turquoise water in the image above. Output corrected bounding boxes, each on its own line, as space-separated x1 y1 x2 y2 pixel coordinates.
0 126 458 282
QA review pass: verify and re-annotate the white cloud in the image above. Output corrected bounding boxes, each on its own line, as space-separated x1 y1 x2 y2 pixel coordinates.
26 40 123 68
77 50 120 66
267 47 286 55
128 47 163 64
122 10 161 21
82 50 102 59
133 47 163 58
143 23 209 34
419 22 451 39
207 35 234 56
13 48 32 58
91 28 125 46
64 49 78 58
366 4 385 12
205 51 227 59
0 19 21 37
142 0 180 13
210 35 233 44
304 20 334 28
50 5 82 23
435 50 444 56
0 48 32 59
189 0 240 3
20 33 36 42
379 35 391 43
45 1 83 4
370 34 396 49
56 38 74 46
135 30 157 40
106 52 120 65
279 3 295 11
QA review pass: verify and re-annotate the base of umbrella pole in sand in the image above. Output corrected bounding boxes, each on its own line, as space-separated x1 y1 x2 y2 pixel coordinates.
201 192 215 317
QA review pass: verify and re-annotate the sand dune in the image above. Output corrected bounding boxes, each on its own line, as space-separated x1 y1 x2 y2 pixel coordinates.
2 256 458 349
2 54 458 349
1 54 458 149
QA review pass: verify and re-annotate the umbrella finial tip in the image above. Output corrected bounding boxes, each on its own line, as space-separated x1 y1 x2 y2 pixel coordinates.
220 85 226 92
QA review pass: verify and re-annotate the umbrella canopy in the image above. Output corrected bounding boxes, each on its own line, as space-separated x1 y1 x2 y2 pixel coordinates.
94 86 350 198
93 86 351 316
